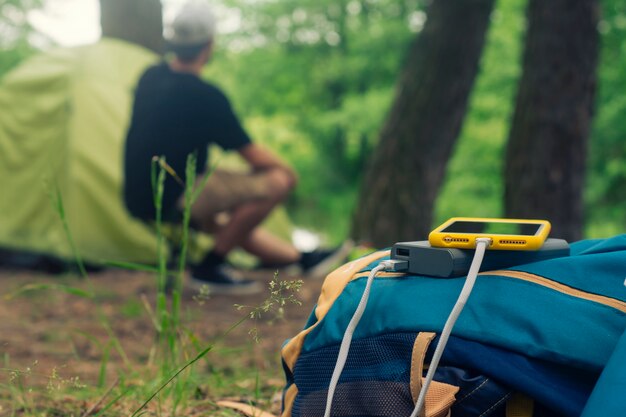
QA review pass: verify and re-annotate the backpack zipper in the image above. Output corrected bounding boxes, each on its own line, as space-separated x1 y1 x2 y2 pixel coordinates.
352 269 626 313
482 270 626 313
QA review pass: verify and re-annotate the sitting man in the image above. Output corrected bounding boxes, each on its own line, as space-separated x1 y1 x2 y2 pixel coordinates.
123 2 348 295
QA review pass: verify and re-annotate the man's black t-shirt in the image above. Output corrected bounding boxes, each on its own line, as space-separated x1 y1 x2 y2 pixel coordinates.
124 63 251 220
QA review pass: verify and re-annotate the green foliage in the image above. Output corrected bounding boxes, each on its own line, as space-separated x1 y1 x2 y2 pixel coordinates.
3 0 623 243
586 1 626 236
208 0 624 241
0 0 44 76
207 0 421 243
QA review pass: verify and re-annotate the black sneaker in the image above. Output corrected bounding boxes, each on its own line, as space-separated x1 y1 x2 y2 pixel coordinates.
189 264 263 296
299 240 354 279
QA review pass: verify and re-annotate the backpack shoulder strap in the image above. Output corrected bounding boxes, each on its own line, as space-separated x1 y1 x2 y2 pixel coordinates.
410 332 459 417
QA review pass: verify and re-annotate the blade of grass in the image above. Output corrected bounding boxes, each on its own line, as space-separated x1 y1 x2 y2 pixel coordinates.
4 283 93 300
103 260 160 273
97 343 111 389
93 384 134 417
131 314 248 417
47 183 88 279
191 159 219 204
171 155 218 363
151 156 168 298
101 322 132 371
172 153 197 335
254 368 261 402
151 157 166 281
151 156 173 371
140 293 162 332
80 377 119 417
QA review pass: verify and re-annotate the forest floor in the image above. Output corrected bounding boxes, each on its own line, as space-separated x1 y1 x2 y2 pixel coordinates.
0 265 325 415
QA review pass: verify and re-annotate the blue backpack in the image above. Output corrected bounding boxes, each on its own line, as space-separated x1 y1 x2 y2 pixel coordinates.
280 236 626 417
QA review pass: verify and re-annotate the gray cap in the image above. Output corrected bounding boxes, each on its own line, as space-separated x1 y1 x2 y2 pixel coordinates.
167 2 217 46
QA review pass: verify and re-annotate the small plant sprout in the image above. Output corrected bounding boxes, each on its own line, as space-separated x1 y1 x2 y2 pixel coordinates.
235 273 303 342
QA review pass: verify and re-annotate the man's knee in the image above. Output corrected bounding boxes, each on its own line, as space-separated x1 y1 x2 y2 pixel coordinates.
265 168 296 200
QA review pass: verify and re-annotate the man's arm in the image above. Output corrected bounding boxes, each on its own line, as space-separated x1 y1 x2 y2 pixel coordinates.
237 143 298 187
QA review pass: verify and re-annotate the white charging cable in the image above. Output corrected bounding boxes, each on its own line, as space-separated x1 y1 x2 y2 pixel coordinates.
323 239 489 417
324 259 407 417
409 237 491 417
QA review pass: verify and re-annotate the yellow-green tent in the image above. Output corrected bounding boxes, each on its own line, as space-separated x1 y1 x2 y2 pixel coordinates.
0 38 292 266
0 39 161 264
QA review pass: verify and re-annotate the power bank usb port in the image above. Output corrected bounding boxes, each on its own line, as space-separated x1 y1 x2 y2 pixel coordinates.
396 248 410 257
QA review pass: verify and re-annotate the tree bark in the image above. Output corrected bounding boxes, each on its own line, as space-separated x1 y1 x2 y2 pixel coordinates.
504 0 599 242
351 0 495 247
100 0 164 54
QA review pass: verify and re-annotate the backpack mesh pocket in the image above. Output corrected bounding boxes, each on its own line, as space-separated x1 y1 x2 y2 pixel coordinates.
292 333 416 417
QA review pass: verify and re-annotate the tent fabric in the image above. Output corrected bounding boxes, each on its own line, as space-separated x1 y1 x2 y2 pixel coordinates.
0 39 161 264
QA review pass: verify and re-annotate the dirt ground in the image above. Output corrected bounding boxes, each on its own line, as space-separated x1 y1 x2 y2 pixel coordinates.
0 265 324 411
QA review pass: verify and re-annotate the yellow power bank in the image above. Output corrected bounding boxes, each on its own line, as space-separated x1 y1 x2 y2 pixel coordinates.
428 217 551 250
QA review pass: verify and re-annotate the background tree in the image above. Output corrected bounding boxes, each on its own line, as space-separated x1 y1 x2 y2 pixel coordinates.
100 0 163 54
351 0 496 247
504 0 599 241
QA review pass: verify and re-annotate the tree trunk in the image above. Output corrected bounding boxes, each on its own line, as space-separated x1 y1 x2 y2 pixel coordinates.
351 0 495 247
100 0 164 54
504 0 599 242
